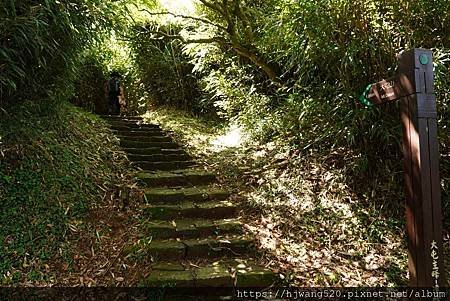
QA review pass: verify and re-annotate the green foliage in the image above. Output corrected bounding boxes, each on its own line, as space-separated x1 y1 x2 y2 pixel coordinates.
0 99 126 284
177 0 449 211
185 0 449 145
72 51 108 113
0 0 125 106
127 22 208 114
137 0 449 235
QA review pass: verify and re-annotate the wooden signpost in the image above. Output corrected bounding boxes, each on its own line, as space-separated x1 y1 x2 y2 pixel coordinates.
359 48 445 288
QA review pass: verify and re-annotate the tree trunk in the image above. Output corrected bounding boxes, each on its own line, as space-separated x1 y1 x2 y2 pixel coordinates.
231 43 280 81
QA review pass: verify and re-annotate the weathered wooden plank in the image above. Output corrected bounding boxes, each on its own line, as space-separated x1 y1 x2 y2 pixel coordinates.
400 95 417 285
398 48 445 288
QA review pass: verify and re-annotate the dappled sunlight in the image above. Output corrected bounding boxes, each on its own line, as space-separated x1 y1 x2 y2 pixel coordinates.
140 106 414 286
247 181 316 214
142 109 213 155
160 0 195 14
144 109 248 157
210 124 244 150
240 150 408 286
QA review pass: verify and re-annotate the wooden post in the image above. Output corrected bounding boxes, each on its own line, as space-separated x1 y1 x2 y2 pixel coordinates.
398 48 445 288
360 48 445 287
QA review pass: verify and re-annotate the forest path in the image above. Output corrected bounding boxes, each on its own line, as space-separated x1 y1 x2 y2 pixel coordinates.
101 115 276 287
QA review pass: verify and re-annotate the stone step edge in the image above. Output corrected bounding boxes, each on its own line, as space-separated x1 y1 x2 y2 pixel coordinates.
100 115 142 120
142 218 242 238
133 161 197 171
117 135 171 140
120 142 180 149
123 148 186 154
143 200 236 211
129 154 189 159
142 260 277 287
111 128 165 132
110 125 161 131
128 154 191 163
142 200 237 220
144 186 230 203
109 122 159 127
124 236 254 261
136 170 216 187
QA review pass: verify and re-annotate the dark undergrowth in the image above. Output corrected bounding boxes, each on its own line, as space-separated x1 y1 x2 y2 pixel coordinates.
0 99 133 285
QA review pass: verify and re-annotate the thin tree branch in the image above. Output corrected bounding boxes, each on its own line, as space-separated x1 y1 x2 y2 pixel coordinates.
198 0 225 15
234 0 254 41
139 9 227 32
185 37 227 44
143 29 184 41
137 1 281 83
142 28 227 45
220 0 234 34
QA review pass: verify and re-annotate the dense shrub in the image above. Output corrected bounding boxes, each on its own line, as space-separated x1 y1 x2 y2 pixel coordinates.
128 23 208 114
0 0 122 107
71 53 108 113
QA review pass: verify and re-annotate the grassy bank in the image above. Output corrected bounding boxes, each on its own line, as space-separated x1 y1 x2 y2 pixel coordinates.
144 106 449 287
0 100 133 285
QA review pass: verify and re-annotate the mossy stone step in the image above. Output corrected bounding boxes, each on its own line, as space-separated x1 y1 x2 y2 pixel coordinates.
106 118 148 123
185 236 253 258
144 270 195 287
142 218 242 239
117 135 172 142
144 187 230 203
111 126 163 132
125 236 253 260
108 120 160 128
136 170 215 187
110 125 160 132
113 129 167 136
142 260 277 287
100 115 142 120
133 161 196 171
180 170 217 185
124 148 185 156
143 200 236 220
128 153 190 163
120 140 179 149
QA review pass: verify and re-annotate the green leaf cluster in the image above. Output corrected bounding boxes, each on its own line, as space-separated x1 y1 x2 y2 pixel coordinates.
0 0 124 106
127 22 206 114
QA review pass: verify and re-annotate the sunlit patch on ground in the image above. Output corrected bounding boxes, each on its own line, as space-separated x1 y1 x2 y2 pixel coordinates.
239 157 406 286
210 124 245 150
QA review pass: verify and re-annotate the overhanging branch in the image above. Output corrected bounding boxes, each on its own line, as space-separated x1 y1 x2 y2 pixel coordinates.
139 9 227 32
198 0 226 15
136 2 281 82
141 28 227 45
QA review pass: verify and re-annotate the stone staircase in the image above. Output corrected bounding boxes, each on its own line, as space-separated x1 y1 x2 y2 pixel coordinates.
101 115 276 287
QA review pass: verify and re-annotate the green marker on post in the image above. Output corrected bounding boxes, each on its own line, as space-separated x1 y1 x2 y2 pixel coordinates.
419 53 429 65
359 84 374 107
